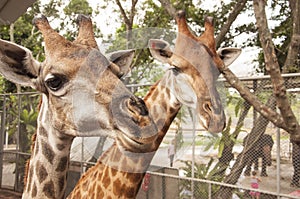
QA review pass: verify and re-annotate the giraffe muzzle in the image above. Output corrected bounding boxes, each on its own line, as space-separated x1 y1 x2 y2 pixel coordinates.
111 94 158 150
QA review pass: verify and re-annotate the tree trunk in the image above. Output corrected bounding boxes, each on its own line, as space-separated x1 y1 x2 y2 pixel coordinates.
253 0 300 142
157 0 176 19
215 0 248 48
115 0 138 49
214 95 276 199
283 0 300 73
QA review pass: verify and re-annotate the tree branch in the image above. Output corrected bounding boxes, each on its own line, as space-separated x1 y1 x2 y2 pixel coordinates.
253 0 300 142
221 68 288 131
130 0 138 25
215 0 248 48
115 0 130 26
157 0 176 19
115 0 139 48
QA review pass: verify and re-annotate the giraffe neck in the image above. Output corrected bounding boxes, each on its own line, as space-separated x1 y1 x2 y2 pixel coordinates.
67 69 182 198
144 69 182 149
67 142 151 198
22 95 74 199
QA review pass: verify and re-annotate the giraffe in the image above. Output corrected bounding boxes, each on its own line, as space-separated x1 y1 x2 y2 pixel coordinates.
67 10 241 198
0 14 158 199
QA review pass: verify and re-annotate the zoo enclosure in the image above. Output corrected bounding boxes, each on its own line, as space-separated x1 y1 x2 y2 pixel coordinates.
0 73 299 198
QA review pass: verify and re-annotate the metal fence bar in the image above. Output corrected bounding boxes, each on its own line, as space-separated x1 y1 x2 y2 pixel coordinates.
146 171 300 199
208 182 212 199
276 125 281 199
191 108 196 199
14 93 21 191
0 96 6 188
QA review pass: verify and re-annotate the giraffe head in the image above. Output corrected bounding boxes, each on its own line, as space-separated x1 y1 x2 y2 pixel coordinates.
0 15 157 144
149 10 241 133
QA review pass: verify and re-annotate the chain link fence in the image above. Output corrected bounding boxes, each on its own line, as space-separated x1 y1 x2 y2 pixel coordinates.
0 73 299 198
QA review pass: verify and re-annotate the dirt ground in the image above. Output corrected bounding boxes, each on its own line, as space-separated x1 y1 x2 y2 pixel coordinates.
239 160 300 198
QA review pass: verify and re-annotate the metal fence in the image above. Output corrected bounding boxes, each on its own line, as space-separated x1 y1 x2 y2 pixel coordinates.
0 73 299 198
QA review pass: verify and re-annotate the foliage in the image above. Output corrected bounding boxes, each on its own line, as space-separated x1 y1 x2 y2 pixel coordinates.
227 94 245 117
179 158 224 198
198 117 244 157
20 108 38 137
5 94 39 149
180 114 245 198
0 1 44 93
62 0 101 40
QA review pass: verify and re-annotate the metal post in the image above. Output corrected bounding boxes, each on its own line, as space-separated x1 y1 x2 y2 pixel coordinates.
253 80 257 127
81 137 84 174
0 96 7 188
276 126 281 198
191 108 196 199
162 169 166 199
208 182 212 199
14 93 21 191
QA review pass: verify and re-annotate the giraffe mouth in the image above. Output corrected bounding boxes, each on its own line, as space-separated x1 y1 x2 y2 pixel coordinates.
121 133 143 145
123 132 156 144
118 131 156 150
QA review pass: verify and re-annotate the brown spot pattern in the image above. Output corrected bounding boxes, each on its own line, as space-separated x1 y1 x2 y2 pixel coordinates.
97 185 104 198
31 183 37 198
43 180 55 198
56 144 65 151
82 180 89 191
39 126 48 137
113 179 121 195
125 186 135 198
41 140 54 164
56 156 68 172
110 168 117 177
36 161 47 183
58 176 65 193
102 174 110 189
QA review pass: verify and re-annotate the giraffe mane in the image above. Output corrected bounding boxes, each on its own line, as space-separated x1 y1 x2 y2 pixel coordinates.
23 97 42 187
23 132 37 186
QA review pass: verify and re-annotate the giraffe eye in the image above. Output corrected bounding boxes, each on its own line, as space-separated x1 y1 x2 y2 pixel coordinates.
45 75 66 91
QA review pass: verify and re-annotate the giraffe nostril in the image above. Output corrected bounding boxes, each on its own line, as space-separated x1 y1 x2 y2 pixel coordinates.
135 98 148 116
128 96 149 116
129 96 137 106
222 120 226 131
203 102 212 113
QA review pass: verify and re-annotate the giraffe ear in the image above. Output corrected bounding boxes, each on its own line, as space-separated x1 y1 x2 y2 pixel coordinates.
0 39 41 89
148 39 173 64
217 47 241 67
107 49 135 78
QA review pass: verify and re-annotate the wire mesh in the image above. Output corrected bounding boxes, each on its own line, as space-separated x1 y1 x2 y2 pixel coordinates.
0 74 299 198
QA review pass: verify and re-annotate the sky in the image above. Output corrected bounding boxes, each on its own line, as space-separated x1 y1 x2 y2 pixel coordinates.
86 0 264 77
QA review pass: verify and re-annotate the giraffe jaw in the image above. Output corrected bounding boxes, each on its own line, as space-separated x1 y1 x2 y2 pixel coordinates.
121 132 143 145
117 130 157 151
